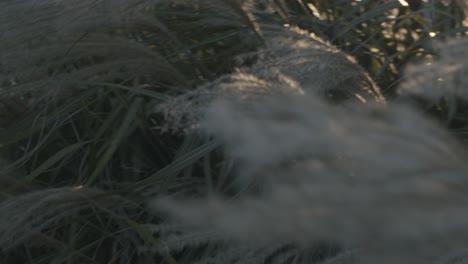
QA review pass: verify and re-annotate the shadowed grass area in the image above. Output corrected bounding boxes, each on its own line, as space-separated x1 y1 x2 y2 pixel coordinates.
1 1 467 263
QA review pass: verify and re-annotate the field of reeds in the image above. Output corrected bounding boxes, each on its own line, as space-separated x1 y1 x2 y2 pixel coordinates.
1 1 468 263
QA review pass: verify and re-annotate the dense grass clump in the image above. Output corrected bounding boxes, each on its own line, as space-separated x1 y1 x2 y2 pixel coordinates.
1 1 468 263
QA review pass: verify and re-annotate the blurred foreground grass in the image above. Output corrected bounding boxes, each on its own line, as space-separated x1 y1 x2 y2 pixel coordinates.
0 1 467 263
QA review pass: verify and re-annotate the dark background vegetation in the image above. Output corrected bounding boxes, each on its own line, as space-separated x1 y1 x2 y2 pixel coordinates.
0 0 467 263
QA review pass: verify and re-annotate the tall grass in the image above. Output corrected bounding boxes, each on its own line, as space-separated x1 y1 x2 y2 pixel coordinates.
1 0 467 263
158 94 468 263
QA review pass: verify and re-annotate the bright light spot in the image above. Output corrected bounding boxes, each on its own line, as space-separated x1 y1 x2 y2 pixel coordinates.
355 94 367 104
429 32 437 37
307 3 323 20
399 0 409 6
73 185 84 190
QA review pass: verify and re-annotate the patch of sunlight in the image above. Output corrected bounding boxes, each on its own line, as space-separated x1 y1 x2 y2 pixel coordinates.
398 0 409 6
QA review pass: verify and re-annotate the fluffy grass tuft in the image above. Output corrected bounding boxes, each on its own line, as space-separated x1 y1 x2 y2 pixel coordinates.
156 93 468 263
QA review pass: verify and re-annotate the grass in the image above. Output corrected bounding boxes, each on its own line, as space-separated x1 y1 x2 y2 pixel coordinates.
0 0 467 263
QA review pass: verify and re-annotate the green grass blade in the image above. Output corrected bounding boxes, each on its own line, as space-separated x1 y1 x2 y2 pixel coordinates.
133 139 220 192
0 89 98 148
82 82 171 102
85 97 142 186
6 141 88 191
332 1 404 40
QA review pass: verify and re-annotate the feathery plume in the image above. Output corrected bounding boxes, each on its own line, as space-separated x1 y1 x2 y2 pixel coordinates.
0 0 184 101
156 26 385 134
156 94 468 263
0 186 120 251
399 38 468 101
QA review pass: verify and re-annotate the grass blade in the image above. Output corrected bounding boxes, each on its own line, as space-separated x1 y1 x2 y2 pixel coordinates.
85 97 142 186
